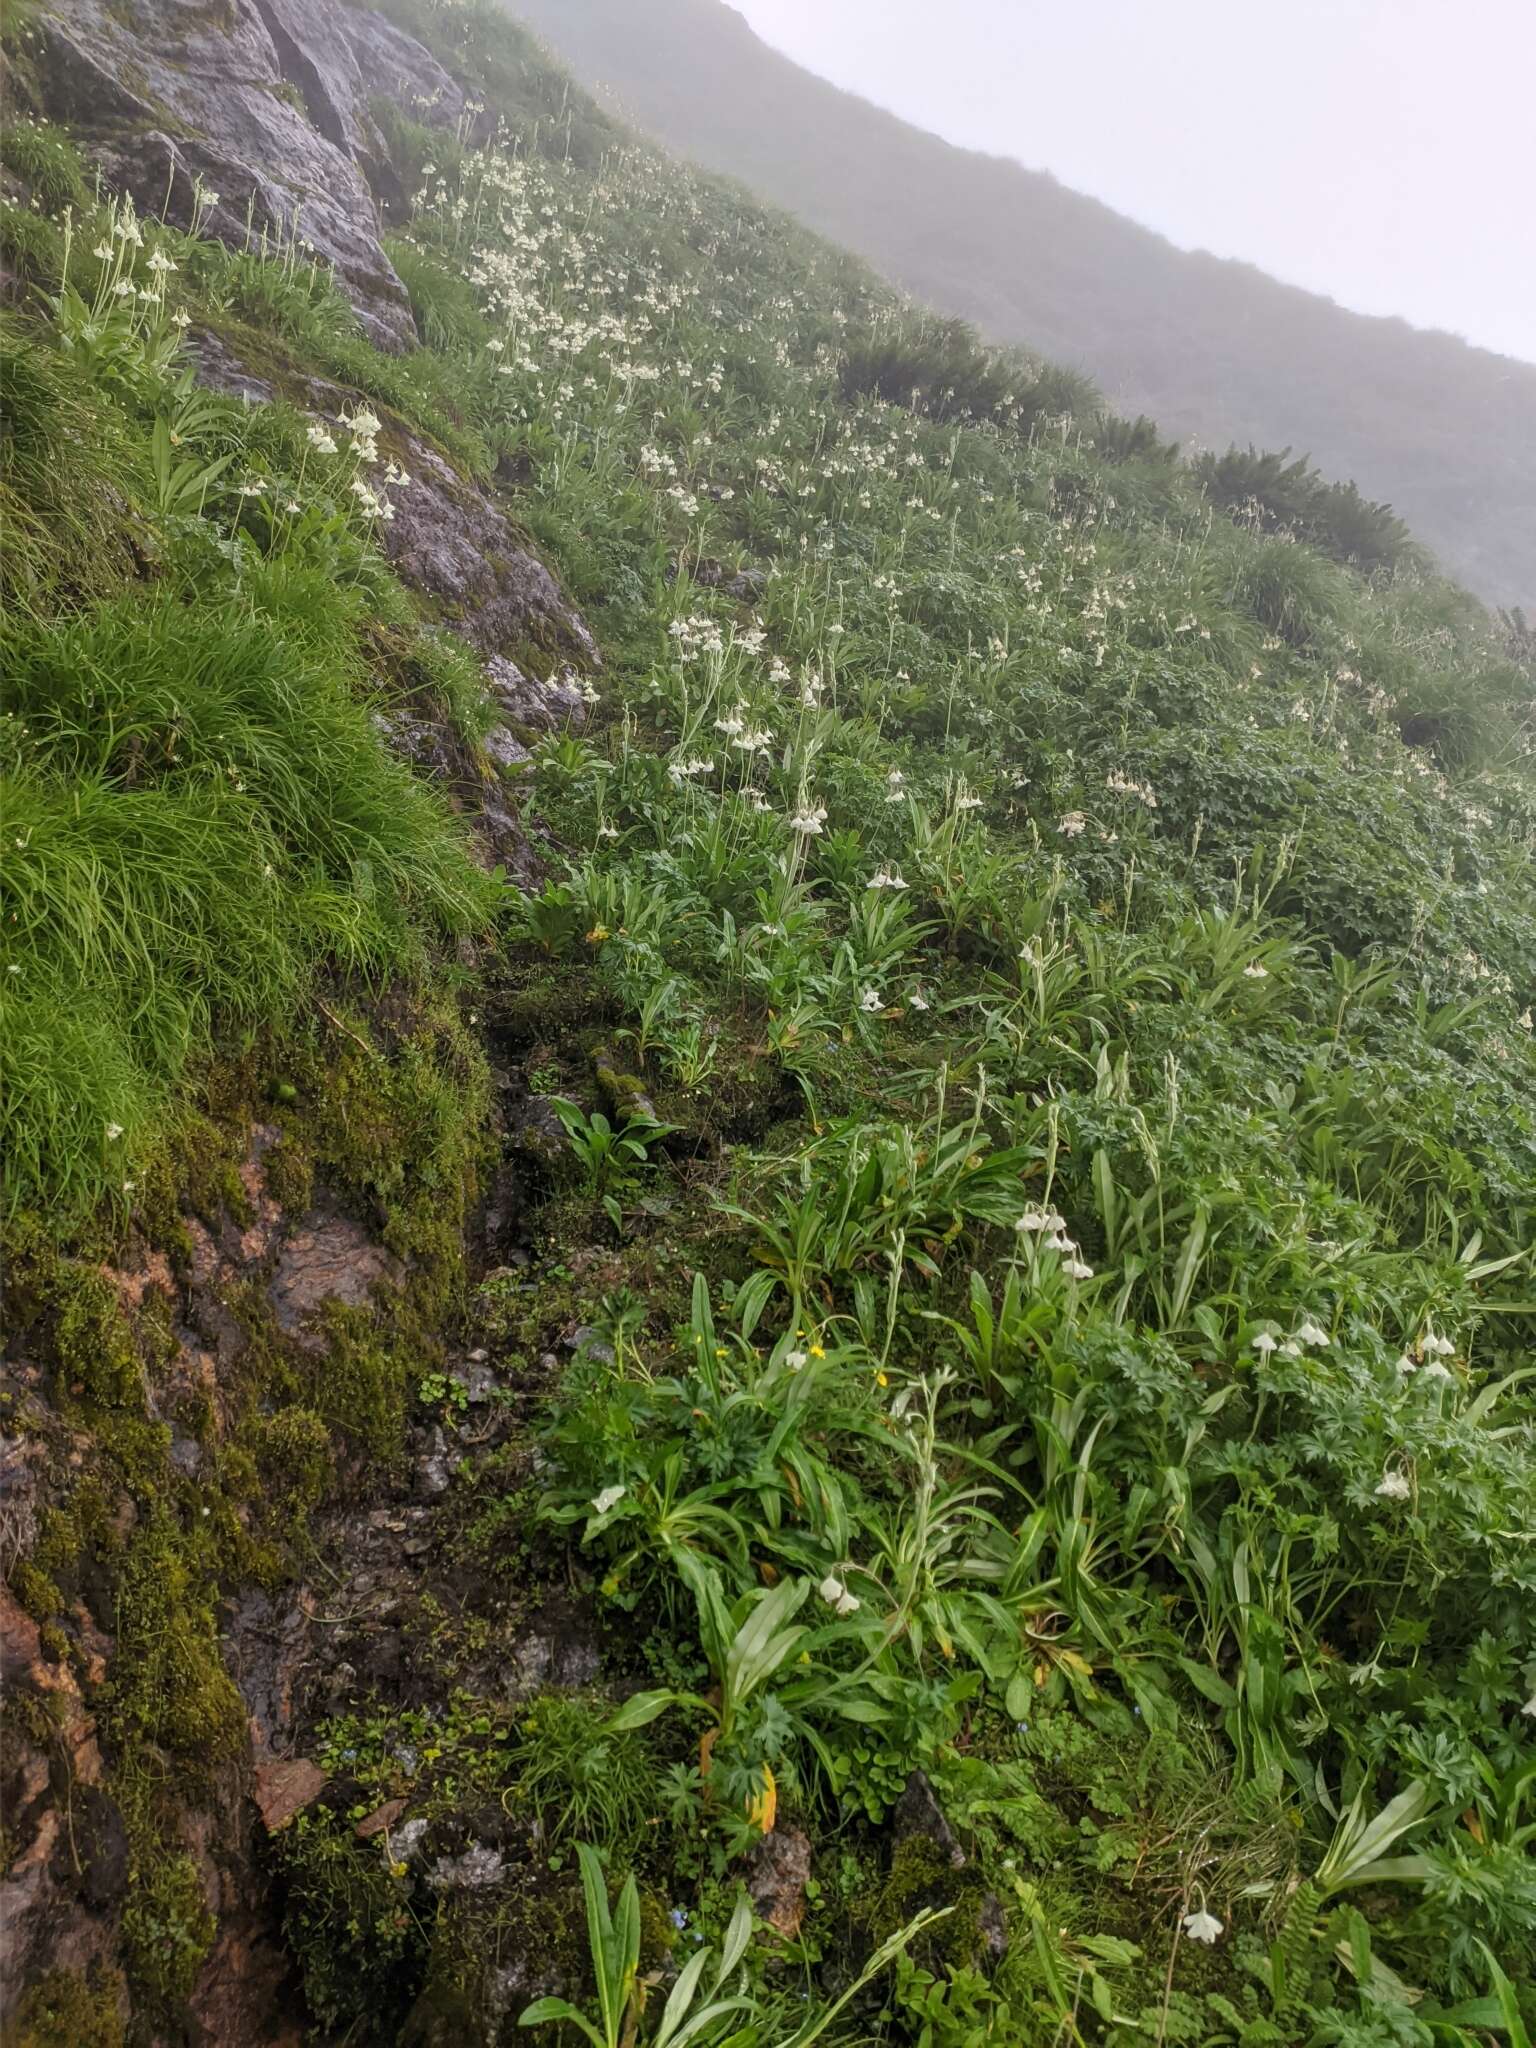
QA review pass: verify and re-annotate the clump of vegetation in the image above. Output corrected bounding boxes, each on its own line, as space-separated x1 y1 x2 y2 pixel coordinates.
2 4 1533 2045
0 201 501 1220
1198 440 1424 572
12 1970 125 2048
0 117 90 212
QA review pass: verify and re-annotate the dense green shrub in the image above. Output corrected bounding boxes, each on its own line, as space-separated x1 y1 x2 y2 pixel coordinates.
841 311 1011 419
1198 440 1421 572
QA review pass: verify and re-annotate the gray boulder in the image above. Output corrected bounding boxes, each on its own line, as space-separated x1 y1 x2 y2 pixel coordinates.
35 0 458 351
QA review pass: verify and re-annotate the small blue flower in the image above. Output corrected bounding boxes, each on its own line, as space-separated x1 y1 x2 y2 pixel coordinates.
669 1907 688 1930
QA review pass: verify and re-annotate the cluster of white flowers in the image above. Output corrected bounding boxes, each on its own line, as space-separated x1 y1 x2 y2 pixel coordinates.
1105 770 1158 808
1058 811 1088 838
667 614 725 659
343 406 382 463
1252 1319 1329 1361
349 476 392 522
667 755 715 783
868 866 907 890
789 802 828 836
1398 1330 1456 1385
711 706 772 751
1016 1207 1092 1280
818 1572 861 1618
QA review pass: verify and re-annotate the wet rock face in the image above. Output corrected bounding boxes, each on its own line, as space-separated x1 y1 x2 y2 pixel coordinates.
484 655 591 731
0 1589 115 1988
34 0 459 351
381 439 602 672
269 1211 406 1350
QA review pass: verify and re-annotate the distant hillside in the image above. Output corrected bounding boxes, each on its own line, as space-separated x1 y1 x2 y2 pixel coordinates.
511 0 1536 607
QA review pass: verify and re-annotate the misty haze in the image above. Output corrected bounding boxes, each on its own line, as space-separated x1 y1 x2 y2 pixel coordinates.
519 0 1536 608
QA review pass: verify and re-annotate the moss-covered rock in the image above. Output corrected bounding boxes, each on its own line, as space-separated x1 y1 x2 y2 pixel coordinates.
11 1968 127 2048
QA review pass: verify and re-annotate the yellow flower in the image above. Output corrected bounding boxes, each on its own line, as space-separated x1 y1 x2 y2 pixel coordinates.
586 924 611 943
809 1343 825 1358
745 1763 777 1833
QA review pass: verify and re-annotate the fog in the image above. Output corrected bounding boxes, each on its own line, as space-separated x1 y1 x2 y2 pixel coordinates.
733 0 1536 364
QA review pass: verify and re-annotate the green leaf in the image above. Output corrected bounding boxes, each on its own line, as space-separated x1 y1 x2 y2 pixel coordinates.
606 1688 708 1730
1175 1656 1238 1709
734 1267 777 1339
518 1996 604 2045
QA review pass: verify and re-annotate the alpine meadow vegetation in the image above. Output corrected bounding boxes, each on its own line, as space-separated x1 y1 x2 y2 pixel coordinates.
1 1 1534 2043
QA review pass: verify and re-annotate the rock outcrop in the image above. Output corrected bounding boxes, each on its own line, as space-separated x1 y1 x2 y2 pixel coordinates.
34 0 464 351
3 5 609 2037
186 331 597 879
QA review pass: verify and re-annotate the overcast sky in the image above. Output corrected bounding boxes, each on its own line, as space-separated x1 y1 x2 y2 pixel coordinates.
730 0 1536 365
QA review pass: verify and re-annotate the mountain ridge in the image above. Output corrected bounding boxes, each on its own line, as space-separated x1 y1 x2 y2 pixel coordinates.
511 0 1536 607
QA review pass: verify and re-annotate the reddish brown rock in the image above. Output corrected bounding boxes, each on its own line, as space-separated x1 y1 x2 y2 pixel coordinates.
269 1211 405 1347
744 1827 813 1939
100 1247 177 1314
356 1796 408 1841
252 1758 328 1833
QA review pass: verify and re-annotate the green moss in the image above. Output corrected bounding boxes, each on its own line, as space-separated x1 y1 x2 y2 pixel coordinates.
592 1046 657 1120
304 1302 412 1466
2 1220 145 1410
31 1490 113 1589
3 1681 72 1756
869 1836 995 1971
6 1556 63 1620
12 1968 126 2048
119 1847 216 2019
408 1870 594 2043
106 1509 244 1762
248 1403 333 1541
261 1130 314 1213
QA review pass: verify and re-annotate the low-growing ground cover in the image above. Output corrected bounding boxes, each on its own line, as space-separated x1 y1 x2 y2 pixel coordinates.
1 2 1533 2041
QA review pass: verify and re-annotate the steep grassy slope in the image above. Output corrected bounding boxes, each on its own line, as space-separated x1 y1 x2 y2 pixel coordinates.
511 0 1536 611
2 0 1535 2041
